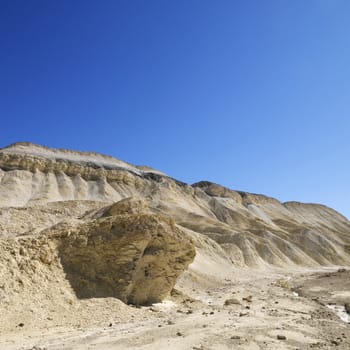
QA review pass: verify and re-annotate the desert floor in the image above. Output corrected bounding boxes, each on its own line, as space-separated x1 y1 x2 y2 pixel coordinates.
1 267 349 350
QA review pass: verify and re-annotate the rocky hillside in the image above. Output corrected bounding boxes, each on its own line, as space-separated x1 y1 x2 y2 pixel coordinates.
1 142 349 269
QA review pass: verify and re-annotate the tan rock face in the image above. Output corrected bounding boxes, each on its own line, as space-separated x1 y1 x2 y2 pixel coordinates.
0 195 195 306
57 212 195 305
102 197 150 217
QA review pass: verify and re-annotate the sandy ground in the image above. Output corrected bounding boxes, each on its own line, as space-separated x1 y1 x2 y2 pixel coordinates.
1 267 349 350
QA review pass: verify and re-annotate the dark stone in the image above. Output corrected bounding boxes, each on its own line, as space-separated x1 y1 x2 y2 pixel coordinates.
345 303 350 314
277 335 286 340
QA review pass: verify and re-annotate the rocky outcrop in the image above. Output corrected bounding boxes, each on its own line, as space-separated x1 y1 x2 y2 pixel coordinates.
57 210 195 305
0 143 186 207
0 198 195 306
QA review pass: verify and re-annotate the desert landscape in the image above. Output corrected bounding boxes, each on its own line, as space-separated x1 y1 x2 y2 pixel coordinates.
0 142 349 350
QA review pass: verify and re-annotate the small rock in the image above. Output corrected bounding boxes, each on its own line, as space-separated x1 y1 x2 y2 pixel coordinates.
338 268 346 273
167 319 175 325
239 312 248 317
19 247 26 256
109 323 113 327
18 322 24 327
344 303 350 314
176 331 183 336
224 298 241 306
231 335 241 339
331 340 340 346
277 335 286 340
242 296 252 302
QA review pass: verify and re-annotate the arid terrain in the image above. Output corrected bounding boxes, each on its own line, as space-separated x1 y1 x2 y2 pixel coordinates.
0 142 349 349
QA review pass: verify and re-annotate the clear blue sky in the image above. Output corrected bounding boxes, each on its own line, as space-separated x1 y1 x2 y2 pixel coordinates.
1 1 350 218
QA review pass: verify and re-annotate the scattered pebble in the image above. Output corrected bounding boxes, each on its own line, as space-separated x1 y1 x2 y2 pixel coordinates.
224 298 241 306
242 296 252 302
231 335 241 339
277 334 286 340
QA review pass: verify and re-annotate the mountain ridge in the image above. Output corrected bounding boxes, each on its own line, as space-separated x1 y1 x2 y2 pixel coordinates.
0 142 344 215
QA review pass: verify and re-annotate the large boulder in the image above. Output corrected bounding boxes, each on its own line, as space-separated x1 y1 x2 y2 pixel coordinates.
57 210 195 305
0 198 195 307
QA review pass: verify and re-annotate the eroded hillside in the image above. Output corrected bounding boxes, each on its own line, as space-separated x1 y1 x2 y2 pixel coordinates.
1 142 350 350
1 142 350 269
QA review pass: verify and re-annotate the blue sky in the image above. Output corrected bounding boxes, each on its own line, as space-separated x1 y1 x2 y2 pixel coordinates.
1 1 350 218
